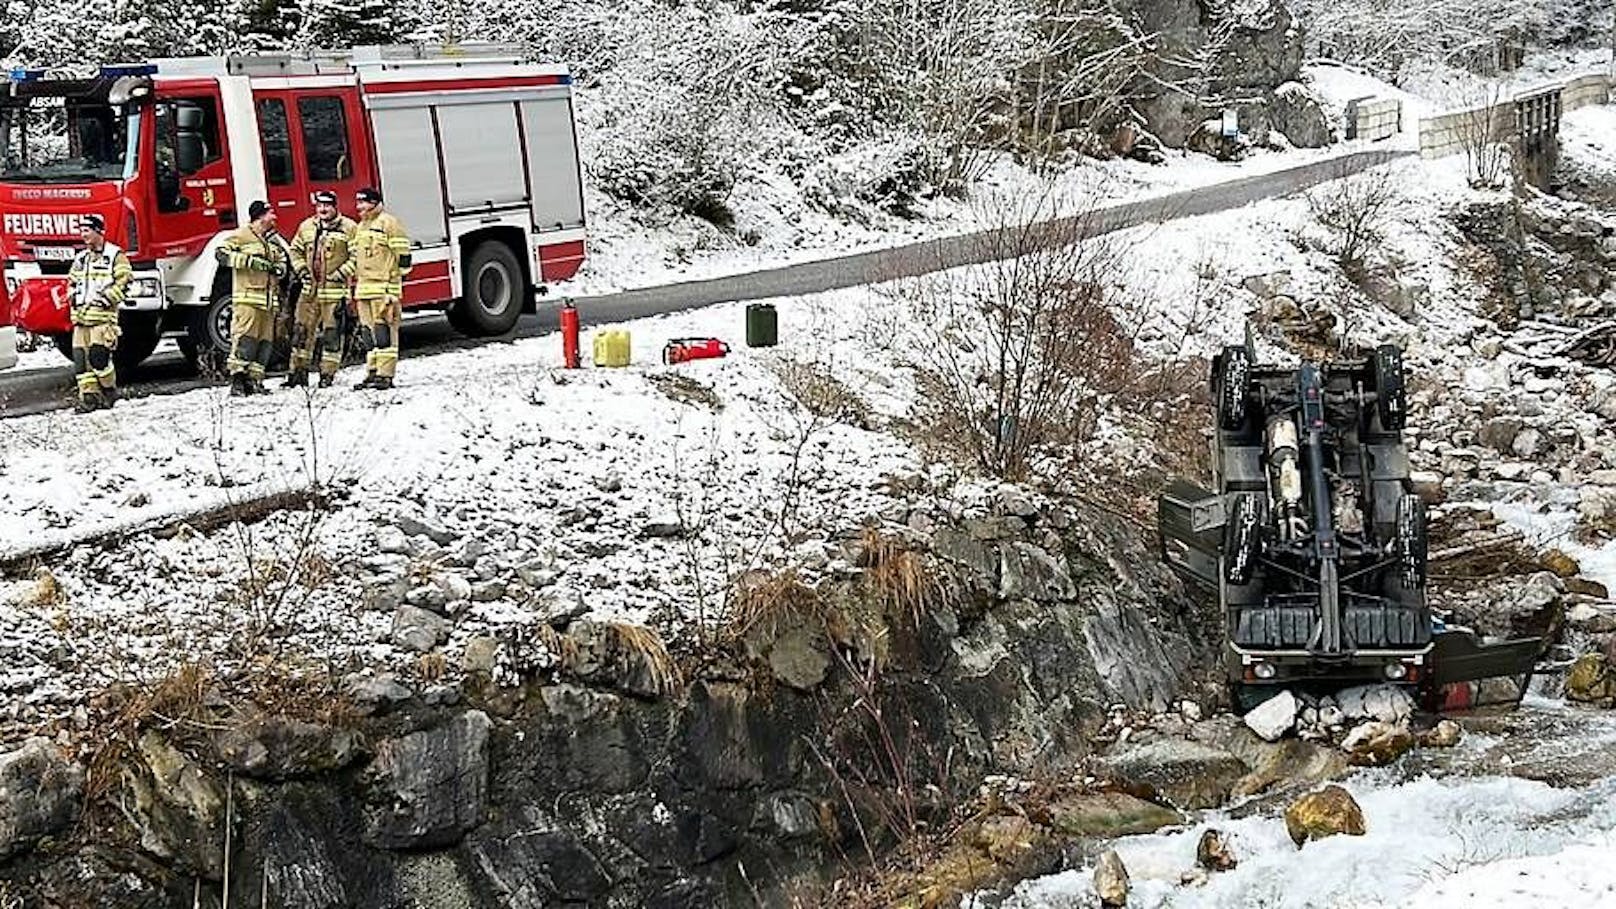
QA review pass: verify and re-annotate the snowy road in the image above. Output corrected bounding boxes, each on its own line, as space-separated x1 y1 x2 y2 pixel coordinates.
0 147 1413 418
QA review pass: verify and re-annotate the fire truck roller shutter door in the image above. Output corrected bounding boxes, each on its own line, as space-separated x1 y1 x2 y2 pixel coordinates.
519 97 585 230
435 103 525 213
367 108 448 247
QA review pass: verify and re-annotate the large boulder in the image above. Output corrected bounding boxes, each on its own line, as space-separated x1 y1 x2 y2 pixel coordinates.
465 804 613 907
1270 82 1332 148
213 715 364 780
1242 690 1297 742
1100 739 1248 810
126 731 230 878
1335 685 1415 725
1284 784 1366 847
363 710 493 849
0 738 84 860
1048 791 1182 838
1340 721 1416 767
1565 653 1616 706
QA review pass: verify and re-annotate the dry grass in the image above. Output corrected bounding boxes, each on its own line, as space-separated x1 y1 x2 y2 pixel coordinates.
648 372 725 412
860 529 953 627
728 570 832 641
84 661 217 802
605 621 683 698
773 359 875 428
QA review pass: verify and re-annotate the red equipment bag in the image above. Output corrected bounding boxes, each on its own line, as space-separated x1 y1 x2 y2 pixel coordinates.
12 277 73 335
662 337 730 365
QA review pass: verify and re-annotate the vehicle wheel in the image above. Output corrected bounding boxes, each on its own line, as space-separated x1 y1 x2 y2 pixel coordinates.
1373 344 1406 431
1230 682 1280 715
1396 493 1427 590
1217 345 1251 431
114 313 162 378
1224 494 1263 586
52 333 72 361
187 295 233 376
454 242 524 336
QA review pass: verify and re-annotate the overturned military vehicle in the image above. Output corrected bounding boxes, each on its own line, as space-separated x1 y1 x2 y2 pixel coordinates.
1158 335 1542 710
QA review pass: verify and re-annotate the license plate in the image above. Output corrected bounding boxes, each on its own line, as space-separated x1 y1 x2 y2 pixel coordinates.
33 246 76 261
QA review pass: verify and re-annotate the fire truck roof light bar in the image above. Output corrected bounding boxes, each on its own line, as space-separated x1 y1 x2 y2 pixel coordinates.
7 68 45 83
101 64 159 78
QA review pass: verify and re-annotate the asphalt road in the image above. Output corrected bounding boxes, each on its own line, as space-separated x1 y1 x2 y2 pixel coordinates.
0 148 1414 419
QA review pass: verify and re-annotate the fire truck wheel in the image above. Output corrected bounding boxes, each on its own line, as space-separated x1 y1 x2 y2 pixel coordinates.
113 316 162 376
1396 493 1428 590
1216 345 1251 431
186 296 234 374
1373 344 1406 431
456 242 524 336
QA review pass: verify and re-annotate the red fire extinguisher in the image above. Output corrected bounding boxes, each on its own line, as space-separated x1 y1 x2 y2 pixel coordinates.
560 298 580 369
663 338 730 365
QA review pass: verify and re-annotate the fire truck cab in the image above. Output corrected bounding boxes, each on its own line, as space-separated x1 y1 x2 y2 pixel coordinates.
0 44 587 373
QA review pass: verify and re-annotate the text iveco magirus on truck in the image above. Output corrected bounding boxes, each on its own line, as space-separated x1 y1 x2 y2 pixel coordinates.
0 44 587 372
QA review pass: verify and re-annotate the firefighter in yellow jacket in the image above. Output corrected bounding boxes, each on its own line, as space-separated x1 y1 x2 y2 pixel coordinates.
67 214 132 412
215 201 289 396
351 186 411 389
286 190 356 388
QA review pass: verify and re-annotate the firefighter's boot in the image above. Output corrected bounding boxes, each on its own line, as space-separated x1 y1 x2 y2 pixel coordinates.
75 393 104 414
353 372 379 390
373 376 394 390
229 374 252 397
318 374 335 389
283 370 309 389
103 386 119 408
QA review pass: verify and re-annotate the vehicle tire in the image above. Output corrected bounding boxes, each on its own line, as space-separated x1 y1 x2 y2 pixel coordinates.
454 242 524 336
52 333 72 361
187 295 234 376
1224 494 1263 586
1217 345 1251 431
1373 344 1406 431
1396 493 1427 590
1230 682 1280 715
114 312 162 378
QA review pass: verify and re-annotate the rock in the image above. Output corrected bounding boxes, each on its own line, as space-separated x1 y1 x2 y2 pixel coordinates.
640 520 687 539
1048 792 1181 839
435 572 473 605
398 514 457 546
515 561 559 590
1196 828 1237 872
345 674 413 714
1284 785 1366 847
1271 82 1331 148
0 738 84 860
1581 487 1616 524
362 574 410 612
756 792 822 840
1242 690 1297 742
1335 685 1414 725
471 579 507 603
998 542 1077 601
766 626 830 691
127 731 228 877
1512 428 1543 459
1410 471 1445 504
363 711 493 849
1566 578 1612 601
465 804 612 905
1479 417 1523 453
1180 700 1203 722
452 538 489 567
1419 719 1463 749
1541 549 1581 579
376 526 411 555
1100 740 1248 810
406 583 449 612
213 716 362 780
463 636 501 676
995 484 1040 520
974 815 1039 864
393 605 451 653
1094 849 1130 908
1565 653 1616 706
1242 271 1292 298
595 473 624 493
1569 603 1616 634
568 621 680 699
1340 721 1415 767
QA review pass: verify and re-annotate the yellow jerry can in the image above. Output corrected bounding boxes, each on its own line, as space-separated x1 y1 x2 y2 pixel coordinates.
592 330 632 367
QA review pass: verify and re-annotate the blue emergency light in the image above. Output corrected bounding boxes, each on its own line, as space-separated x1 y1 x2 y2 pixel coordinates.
100 64 158 78
7 68 45 82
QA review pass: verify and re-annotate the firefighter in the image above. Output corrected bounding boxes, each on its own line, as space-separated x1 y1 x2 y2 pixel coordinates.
215 200 289 396
67 214 132 413
286 190 357 388
350 186 411 390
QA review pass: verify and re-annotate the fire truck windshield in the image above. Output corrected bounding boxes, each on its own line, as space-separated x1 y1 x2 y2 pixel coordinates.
0 99 139 184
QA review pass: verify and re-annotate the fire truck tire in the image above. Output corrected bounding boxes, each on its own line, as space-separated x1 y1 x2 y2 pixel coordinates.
1223 494 1262 586
1373 344 1406 431
49 315 161 376
186 296 234 374
1396 493 1428 590
456 242 524 336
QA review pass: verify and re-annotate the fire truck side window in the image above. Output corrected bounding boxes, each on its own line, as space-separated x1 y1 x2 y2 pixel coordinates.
297 97 351 182
154 97 222 212
257 99 293 187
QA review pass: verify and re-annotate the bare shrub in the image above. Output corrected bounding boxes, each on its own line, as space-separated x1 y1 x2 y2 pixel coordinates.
1456 78 1512 189
905 188 1136 480
1305 163 1402 275
860 529 953 627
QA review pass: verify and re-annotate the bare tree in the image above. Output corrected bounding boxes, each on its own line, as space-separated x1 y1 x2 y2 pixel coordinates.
1305 162 1403 274
1455 77 1512 188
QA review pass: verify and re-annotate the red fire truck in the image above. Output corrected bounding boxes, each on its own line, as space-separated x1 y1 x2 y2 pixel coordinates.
0 44 586 372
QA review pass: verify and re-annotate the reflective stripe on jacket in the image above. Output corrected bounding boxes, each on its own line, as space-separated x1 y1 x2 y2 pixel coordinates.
216 226 288 310
352 210 411 300
68 243 132 326
290 214 358 303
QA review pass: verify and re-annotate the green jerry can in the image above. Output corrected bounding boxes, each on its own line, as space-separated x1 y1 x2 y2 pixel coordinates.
593 329 632 367
745 303 778 348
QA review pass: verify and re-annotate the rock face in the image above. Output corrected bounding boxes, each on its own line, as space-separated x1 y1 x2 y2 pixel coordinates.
362 710 493 849
127 731 230 878
0 738 84 860
1284 784 1367 847
1095 848 1131 908
214 717 364 780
